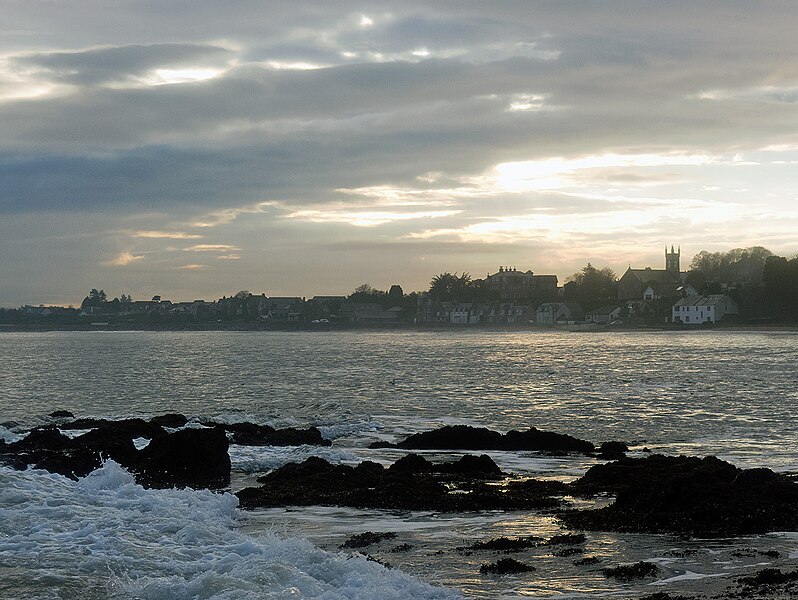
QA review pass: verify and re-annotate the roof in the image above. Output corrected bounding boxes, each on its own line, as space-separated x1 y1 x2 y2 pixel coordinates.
624 268 680 284
587 305 620 315
673 294 736 308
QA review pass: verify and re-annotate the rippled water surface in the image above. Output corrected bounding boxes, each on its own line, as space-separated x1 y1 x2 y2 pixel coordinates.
1 329 797 598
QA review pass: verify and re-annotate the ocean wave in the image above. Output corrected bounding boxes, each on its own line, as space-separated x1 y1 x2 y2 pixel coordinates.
229 445 360 474
0 462 460 600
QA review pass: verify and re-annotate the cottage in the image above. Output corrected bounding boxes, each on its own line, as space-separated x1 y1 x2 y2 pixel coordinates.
585 305 622 324
672 294 739 324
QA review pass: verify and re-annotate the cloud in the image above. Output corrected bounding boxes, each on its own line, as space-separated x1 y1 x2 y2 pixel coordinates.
9 43 232 86
102 251 144 266
184 244 240 252
134 230 203 239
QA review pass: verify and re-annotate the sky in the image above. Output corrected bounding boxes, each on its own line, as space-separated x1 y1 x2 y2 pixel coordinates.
1 1 797 307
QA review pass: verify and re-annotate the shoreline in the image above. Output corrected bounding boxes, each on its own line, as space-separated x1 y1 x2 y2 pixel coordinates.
1 322 797 333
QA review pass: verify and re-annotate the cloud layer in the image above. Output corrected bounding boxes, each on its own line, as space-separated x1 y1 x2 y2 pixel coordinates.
1 1 797 305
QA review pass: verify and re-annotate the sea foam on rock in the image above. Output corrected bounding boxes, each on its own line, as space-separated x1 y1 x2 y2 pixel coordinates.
0 462 460 600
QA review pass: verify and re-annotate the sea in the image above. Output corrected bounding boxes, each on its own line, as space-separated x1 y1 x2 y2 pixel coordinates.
1 329 797 599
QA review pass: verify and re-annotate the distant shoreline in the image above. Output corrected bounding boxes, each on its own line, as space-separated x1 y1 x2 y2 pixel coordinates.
1 322 797 333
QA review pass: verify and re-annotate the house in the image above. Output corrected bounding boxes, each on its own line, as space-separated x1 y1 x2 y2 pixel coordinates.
585 305 622 324
258 297 304 321
642 282 699 301
340 302 400 325
618 246 684 300
535 302 583 325
484 266 558 302
672 294 739 324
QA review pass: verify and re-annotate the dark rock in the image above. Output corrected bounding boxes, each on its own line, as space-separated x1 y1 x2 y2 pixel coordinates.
437 454 503 478
1 427 100 478
552 547 583 557
238 455 561 512
388 453 433 473
340 531 397 549
209 421 332 447
761 549 780 558
596 441 629 460
10 427 73 452
389 425 594 453
480 558 535 575
574 557 601 566
467 536 542 552
545 533 586 545
503 428 594 453
134 427 231 489
48 410 74 418
150 413 188 428
639 594 692 600
563 454 798 537
367 441 394 449
61 418 166 439
602 561 660 580
73 426 139 466
390 543 413 553
739 568 798 587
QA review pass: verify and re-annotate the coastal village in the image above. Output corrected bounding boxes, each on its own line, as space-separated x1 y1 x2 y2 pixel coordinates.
4 245 797 328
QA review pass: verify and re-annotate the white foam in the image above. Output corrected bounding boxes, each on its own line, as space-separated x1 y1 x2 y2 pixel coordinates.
0 426 23 444
0 463 459 599
650 571 725 585
229 444 360 474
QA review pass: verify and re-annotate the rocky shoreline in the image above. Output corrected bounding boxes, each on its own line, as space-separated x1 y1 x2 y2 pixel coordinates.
3 414 798 598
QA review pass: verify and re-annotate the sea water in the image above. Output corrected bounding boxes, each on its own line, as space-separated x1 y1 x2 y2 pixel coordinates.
1 330 797 598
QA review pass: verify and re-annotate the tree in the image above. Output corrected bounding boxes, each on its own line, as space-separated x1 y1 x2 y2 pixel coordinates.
564 264 617 309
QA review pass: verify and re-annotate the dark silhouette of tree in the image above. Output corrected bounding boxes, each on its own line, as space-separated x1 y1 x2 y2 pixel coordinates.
564 264 617 309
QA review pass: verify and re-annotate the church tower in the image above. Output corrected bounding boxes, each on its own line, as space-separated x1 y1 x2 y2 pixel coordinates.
665 245 680 275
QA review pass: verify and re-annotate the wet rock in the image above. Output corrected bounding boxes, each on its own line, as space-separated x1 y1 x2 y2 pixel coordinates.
545 533 586 545
639 594 692 600
602 561 660 580
466 536 542 552
574 556 601 566
48 410 74 418
207 421 332 447
376 425 595 453
563 454 798 537
480 557 535 575
390 543 413 553
238 455 562 512
596 441 629 460
133 427 231 489
149 413 188 428
61 418 166 439
340 531 397 549
73 426 139 466
1 427 105 478
739 568 798 586
552 547 583 557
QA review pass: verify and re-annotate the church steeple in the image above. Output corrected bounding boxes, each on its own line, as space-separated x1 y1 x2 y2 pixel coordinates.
665 244 680 275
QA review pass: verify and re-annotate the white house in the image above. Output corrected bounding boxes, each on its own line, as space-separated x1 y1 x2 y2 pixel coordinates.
672 294 739 324
585 305 622 324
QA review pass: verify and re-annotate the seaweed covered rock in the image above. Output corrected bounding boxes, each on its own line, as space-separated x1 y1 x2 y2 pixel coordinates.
563 454 798 536
237 454 563 512
480 558 535 575
374 424 595 453
603 561 660 580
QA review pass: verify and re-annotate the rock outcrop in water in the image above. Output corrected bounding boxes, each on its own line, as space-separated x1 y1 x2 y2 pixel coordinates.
0 417 230 489
236 453 567 511
369 424 596 454
204 420 332 447
562 454 798 537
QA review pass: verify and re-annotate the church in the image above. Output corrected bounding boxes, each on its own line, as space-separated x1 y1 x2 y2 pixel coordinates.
617 246 684 300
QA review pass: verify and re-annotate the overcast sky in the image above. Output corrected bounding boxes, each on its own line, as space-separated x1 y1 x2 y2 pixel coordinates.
2 1 797 306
